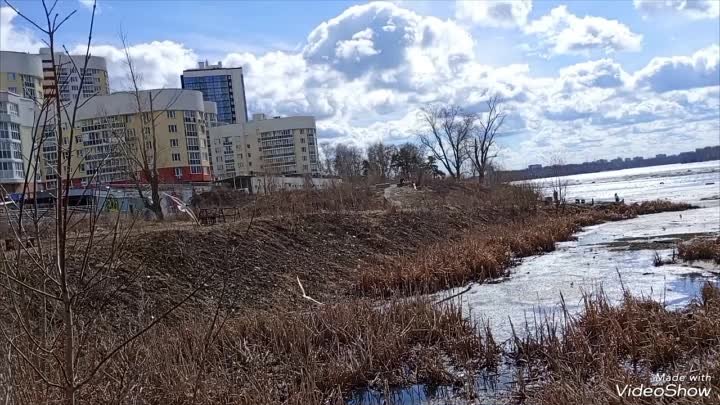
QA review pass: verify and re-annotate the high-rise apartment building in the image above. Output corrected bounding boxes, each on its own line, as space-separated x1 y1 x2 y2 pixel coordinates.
0 91 39 193
181 61 248 124
38 48 110 103
41 89 216 186
209 113 319 180
0 51 44 102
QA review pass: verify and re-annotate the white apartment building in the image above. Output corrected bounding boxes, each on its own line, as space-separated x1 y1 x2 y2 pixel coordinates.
0 91 39 193
210 113 319 180
181 61 248 124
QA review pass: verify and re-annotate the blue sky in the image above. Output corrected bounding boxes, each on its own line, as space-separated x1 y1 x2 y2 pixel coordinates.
2 0 719 169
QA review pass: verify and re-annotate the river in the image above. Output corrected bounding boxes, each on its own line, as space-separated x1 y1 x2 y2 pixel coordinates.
353 160 720 405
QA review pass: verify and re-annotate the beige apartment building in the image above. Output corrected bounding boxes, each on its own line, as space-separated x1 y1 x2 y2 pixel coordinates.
41 89 217 187
38 48 110 103
0 51 44 102
210 113 319 180
0 49 111 191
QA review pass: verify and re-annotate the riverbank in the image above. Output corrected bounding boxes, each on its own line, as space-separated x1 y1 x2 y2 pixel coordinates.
2 182 705 404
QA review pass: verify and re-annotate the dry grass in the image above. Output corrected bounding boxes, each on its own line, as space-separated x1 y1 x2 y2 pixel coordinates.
192 182 385 217
7 298 499 404
678 237 720 263
357 200 693 296
511 283 720 405
357 215 582 296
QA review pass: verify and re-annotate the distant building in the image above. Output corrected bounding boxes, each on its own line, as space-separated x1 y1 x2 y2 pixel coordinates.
527 164 542 170
655 154 667 159
210 113 319 179
181 61 248 124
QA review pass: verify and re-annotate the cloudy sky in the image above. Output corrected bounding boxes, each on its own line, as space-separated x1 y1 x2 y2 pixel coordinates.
2 0 718 169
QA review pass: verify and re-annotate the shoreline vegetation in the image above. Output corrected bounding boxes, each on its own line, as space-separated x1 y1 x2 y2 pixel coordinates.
3 181 709 404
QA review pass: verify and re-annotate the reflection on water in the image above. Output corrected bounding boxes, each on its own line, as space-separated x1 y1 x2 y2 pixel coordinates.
348 371 511 405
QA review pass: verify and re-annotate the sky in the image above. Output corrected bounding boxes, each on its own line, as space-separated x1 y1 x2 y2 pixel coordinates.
1 0 719 169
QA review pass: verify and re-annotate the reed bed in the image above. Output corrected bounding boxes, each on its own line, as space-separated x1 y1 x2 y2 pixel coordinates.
357 200 694 296
5 298 499 404
510 283 720 405
678 237 720 263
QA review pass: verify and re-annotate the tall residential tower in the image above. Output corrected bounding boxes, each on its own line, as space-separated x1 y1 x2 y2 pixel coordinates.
181 61 248 125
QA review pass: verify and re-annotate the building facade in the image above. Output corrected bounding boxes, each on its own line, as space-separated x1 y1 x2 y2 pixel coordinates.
41 89 216 187
0 91 38 193
210 113 319 180
0 51 44 102
38 48 110 103
181 62 248 124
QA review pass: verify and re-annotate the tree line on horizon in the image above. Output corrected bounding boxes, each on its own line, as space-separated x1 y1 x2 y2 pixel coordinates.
320 96 507 185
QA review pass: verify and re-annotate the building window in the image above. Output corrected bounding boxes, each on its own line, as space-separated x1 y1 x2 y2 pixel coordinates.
174 167 182 178
0 122 20 140
301 147 306 152
167 111 176 119
170 138 179 147
247 153 251 158
8 87 17 94
172 153 181 161
169 124 177 133
7 73 16 81
303 156 307 161
300 138 305 144
246 144 250 149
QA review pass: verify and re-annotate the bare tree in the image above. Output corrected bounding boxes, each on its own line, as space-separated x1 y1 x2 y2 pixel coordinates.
365 141 396 181
545 155 569 209
319 142 335 176
114 33 184 221
0 3 209 404
333 143 365 179
418 105 475 179
469 95 505 184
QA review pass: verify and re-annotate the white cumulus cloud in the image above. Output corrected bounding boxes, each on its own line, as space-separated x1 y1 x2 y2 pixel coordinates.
0 6 44 52
524 5 643 55
455 0 532 28
634 0 720 19
634 45 719 92
77 41 198 90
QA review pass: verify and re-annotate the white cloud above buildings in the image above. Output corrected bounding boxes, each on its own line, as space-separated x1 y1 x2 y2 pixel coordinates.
1 1 718 168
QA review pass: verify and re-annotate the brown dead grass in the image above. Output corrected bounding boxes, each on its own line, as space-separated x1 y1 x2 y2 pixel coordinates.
678 237 720 263
357 200 694 296
511 283 720 405
12 298 499 404
192 183 385 216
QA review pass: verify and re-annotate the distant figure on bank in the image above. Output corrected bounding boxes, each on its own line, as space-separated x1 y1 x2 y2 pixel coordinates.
399 178 405 187
591 198 594 205
614 193 620 203
413 182 417 190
